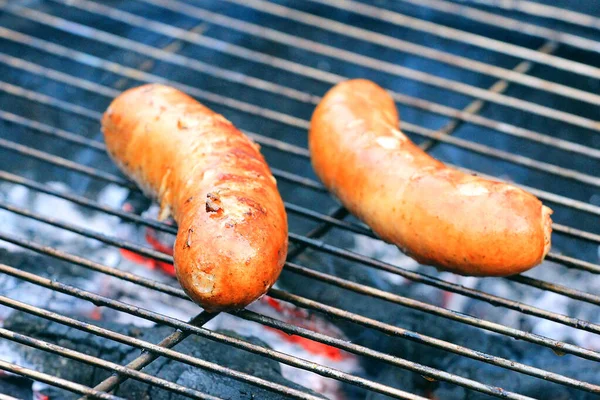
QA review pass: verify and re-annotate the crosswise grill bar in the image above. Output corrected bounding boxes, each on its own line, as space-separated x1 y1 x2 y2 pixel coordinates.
85 312 218 398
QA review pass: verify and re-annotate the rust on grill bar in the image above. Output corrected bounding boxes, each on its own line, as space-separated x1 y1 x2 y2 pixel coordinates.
1 0 599 399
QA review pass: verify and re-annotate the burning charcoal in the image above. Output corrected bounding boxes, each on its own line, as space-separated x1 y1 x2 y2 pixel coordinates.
283 234 600 399
2 311 322 400
0 249 100 322
0 374 34 399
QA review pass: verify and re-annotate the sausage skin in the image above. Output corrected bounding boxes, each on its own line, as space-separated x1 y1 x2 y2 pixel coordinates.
309 79 552 276
102 84 288 311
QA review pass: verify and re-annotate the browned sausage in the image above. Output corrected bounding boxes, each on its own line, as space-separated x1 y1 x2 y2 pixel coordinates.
309 79 552 276
102 84 288 311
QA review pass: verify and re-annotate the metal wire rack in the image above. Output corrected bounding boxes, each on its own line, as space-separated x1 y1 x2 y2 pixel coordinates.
0 0 599 399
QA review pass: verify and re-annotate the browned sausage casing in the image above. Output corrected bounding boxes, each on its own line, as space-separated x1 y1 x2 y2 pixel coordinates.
102 84 288 311
309 79 552 276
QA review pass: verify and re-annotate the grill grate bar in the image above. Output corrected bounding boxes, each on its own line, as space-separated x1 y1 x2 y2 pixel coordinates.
508 274 600 305
0 231 185 297
467 0 600 30
4 59 600 192
418 39 555 150
4 101 600 219
288 232 600 324
0 135 134 189
2 228 598 391
2 198 600 355
545 253 600 274
0 262 577 400
397 0 600 53
222 0 600 107
1 1 599 397
237 296 600 393
0 328 222 400
2 22 598 162
0 110 105 151
0 80 100 120
3 126 600 249
121 0 600 132
0 263 437 400
82 312 216 399
0 296 323 400
280 262 600 361
2 235 600 396
0 359 124 400
0 200 172 263
308 0 600 79
4 127 600 304
552 223 600 245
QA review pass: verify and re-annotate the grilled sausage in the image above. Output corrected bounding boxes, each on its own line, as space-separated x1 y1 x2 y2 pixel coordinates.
102 84 288 311
309 79 552 276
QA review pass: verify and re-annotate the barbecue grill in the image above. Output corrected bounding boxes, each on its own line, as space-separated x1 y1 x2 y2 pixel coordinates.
1 0 599 399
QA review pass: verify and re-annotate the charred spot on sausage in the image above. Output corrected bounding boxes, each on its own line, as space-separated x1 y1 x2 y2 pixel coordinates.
205 192 223 213
184 228 194 249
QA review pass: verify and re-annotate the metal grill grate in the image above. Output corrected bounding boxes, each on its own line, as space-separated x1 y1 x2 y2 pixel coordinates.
0 0 599 399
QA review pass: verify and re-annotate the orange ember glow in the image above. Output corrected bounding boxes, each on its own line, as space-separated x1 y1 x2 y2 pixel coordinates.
119 226 349 363
264 326 348 361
